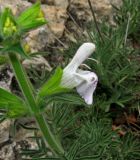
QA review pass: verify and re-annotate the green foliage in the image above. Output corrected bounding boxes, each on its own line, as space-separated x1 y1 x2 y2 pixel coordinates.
0 2 47 58
114 0 140 42
118 134 140 160
39 67 70 97
0 42 28 58
45 92 87 107
91 0 140 111
0 8 18 38
0 55 7 64
0 87 29 117
19 104 140 159
64 0 140 112
17 1 140 158
64 118 119 160
0 0 140 159
17 2 47 32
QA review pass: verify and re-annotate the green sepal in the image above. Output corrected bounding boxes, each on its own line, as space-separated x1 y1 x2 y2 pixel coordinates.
0 8 9 36
39 67 70 97
0 87 29 118
0 55 7 65
0 42 29 58
17 2 40 23
0 8 18 38
19 20 47 33
17 2 47 32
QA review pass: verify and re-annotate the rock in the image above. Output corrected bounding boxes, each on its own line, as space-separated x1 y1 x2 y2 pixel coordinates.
64 0 123 43
25 3 68 52
43 5 68 37
0 66 14 91
0 119 11 144
23 55 52 71
24 3 68 52
0 0 31 15
69 0 112 24
110 0 123 8
54 0 68 9
0 143 16 160
0 123 38 160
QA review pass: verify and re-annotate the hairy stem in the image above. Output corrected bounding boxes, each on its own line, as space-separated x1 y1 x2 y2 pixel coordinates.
8 53 64 155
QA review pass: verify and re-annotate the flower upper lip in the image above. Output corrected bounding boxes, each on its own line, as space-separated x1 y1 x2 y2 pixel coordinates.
64 43 96 72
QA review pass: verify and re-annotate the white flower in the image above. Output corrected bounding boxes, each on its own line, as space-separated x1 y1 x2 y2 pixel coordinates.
61 42 98 105
61 43 98 104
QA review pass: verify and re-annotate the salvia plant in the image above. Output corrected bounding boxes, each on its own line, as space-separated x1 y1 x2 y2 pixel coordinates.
0 1 99 157
0 1 140 160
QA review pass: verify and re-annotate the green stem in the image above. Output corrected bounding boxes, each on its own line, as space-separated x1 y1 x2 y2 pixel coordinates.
8 53 64 155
